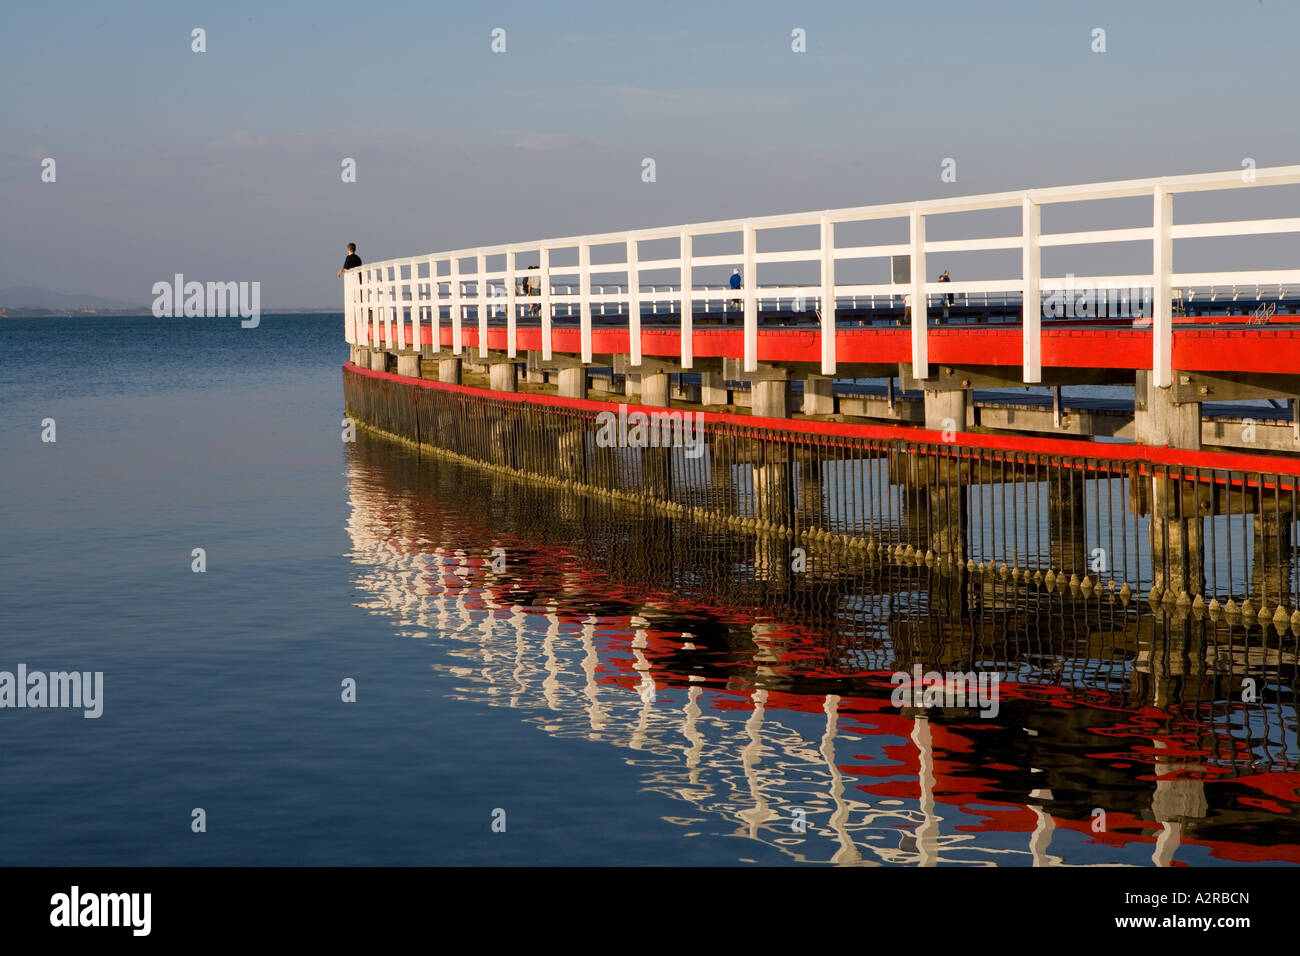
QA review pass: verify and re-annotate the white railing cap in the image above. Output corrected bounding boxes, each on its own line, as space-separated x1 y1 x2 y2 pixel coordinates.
360 165 1300 272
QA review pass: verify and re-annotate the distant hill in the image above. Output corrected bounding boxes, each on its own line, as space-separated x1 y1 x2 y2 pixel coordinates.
0 286 148 312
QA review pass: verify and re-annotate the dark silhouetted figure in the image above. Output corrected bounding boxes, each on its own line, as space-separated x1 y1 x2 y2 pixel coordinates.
338 243 362 278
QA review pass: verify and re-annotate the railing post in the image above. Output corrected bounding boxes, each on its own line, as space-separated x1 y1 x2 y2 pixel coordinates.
416 261 426 352
352 270 361 345
343 269 353 344
356 270 366 345
1022 197 1041 383
540 246 552 361
819 214 835 375
419 263 428 350
351 267 361 345
385 266 395 349
627 237 642 367
368 269 379 347
404 261 415 352
579 242 592 364
430 257 440 353
1153 186 1174 388
398 263 406 351
909 209 928 378
506 248 517 358
382 268 390 347
450 256 463 355
477 250 488 359
679 230 692 369
743 222 757 373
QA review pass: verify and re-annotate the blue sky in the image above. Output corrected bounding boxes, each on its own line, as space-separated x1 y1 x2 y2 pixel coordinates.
2 0 1297 307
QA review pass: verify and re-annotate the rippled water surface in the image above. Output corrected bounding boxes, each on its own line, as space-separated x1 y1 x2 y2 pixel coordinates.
1 314 1296 866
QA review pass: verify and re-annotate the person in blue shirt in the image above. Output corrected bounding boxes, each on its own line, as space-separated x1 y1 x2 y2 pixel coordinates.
729 268 742 312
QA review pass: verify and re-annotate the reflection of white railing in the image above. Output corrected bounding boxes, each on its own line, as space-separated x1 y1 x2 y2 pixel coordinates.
344 491 1069 866
345 166 1300 387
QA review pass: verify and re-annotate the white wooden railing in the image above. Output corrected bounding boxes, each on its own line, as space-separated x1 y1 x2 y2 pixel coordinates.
345 166 1300 387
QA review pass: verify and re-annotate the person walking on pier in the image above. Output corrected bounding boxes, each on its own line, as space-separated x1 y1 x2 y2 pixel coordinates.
939 268 953 319
337 243 362 278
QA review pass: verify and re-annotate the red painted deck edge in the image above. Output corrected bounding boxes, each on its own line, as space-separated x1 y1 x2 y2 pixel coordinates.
362 321 1300 375
344 362 1300 477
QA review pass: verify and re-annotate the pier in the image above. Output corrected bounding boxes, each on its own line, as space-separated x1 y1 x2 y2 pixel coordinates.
345 165 1300 452
342 166 1300 630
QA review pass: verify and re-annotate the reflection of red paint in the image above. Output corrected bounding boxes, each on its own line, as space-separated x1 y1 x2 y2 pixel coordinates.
1235 773 1300 805
954 804 1040 835
357 438 1300 864
1240 796 1292 815
1206 842 1300 864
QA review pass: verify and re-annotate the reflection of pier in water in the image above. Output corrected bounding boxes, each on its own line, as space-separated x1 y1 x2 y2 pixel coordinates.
343 434 1300 866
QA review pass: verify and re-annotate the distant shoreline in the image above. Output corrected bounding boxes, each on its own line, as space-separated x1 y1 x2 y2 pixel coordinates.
1 309 341 318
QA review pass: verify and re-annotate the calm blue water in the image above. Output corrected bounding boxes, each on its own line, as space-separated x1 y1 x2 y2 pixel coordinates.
1 315 1295 867
0 315 766 865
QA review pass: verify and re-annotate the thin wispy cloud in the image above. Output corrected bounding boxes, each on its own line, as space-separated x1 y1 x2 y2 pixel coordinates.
511 132 597 152
508 84 793 117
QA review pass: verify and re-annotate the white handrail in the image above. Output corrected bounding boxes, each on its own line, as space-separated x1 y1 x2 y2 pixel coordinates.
348 165 1300 387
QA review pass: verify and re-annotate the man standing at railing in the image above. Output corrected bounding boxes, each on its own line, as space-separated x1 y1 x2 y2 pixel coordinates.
729 268 742 315
337 242 362 277
939 269 953 319
338 243 363 338
525 264 541 316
